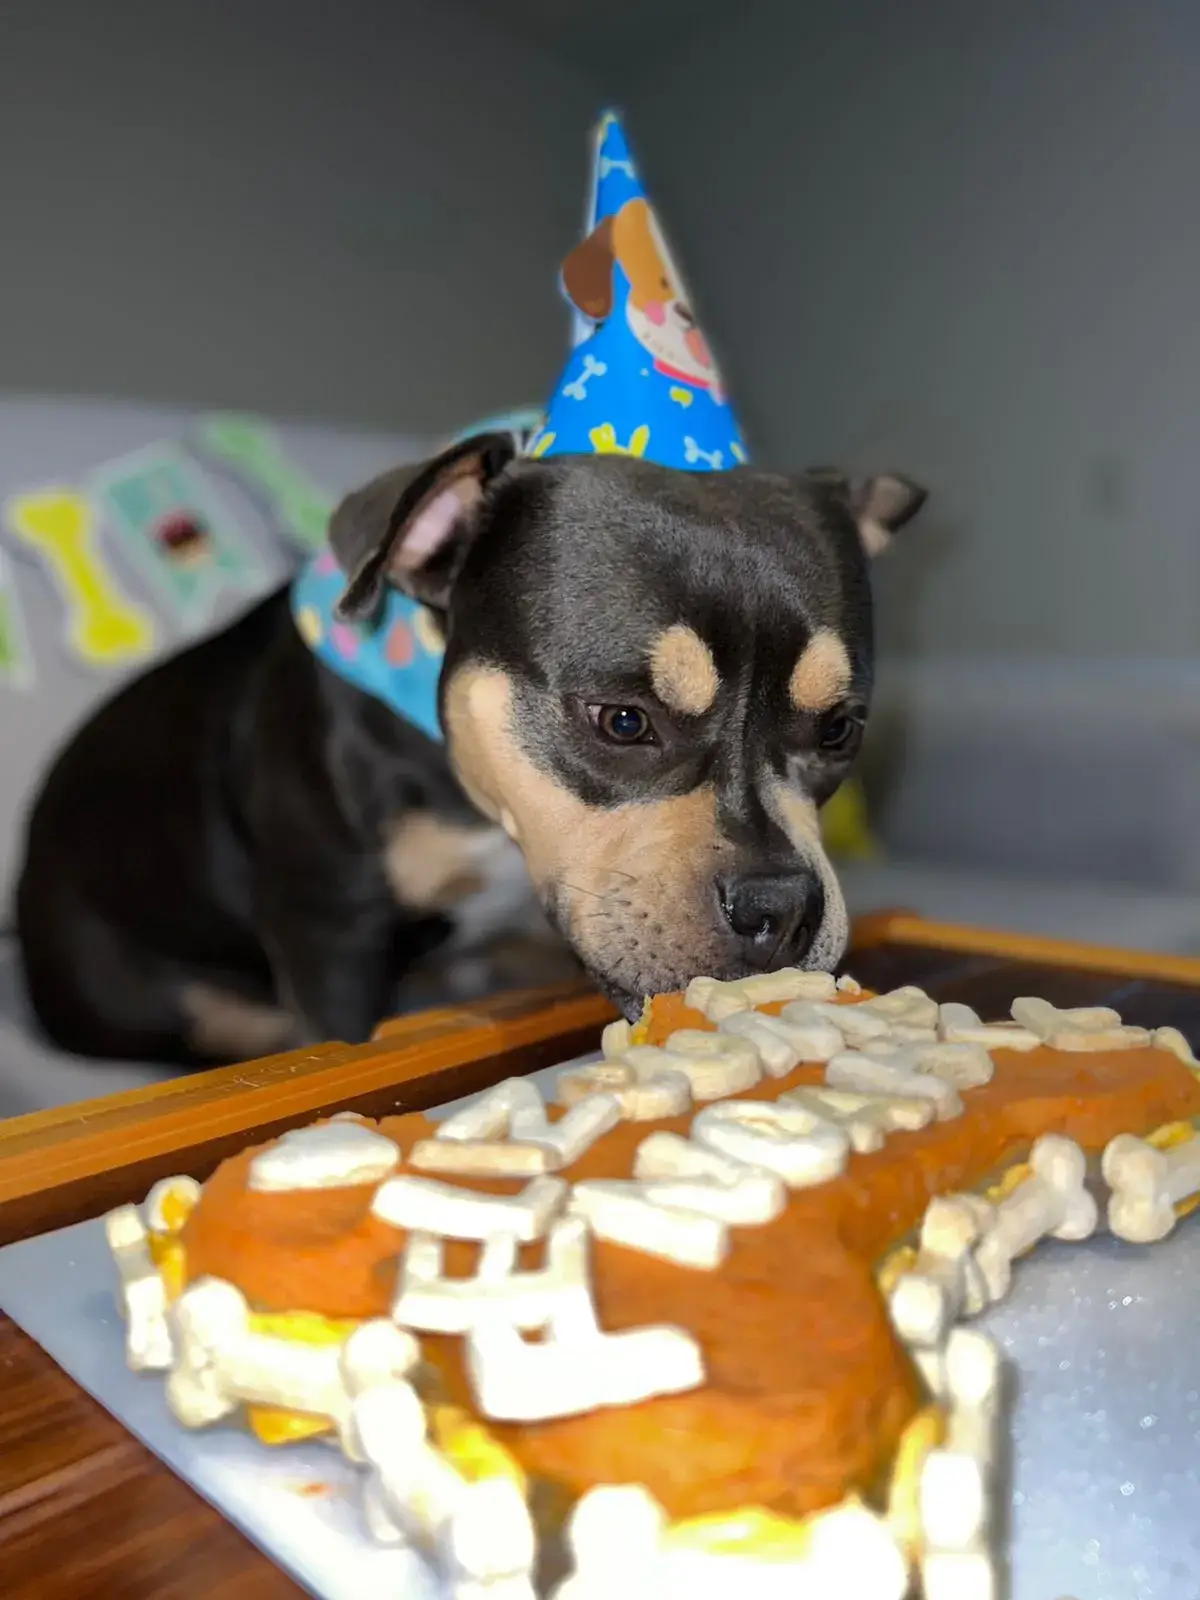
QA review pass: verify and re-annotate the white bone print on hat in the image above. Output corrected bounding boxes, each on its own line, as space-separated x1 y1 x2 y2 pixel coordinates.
563 354 608 400
682 437 723 469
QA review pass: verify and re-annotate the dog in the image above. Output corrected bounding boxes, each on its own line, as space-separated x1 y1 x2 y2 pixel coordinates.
15 433 924 1066
562 197 724 399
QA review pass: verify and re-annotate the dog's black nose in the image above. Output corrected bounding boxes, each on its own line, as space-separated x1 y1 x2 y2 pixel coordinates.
717 870 825 969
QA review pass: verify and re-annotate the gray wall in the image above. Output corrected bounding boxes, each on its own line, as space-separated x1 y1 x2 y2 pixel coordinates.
626 0 1200 659
0 0 593 435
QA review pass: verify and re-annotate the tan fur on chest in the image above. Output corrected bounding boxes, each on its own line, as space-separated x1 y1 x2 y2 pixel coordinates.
382 814 495 911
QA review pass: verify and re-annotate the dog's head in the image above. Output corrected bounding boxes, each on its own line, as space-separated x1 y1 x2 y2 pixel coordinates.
331 436 924 1017
562 197 718 392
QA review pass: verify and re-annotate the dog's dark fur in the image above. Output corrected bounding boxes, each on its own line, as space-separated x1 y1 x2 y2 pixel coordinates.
16 435 924 1066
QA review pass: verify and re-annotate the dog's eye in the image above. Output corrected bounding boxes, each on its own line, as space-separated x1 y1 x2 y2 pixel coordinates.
818 708 863 754
590 705 656 745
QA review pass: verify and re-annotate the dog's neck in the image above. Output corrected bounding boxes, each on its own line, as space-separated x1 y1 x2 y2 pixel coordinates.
291 548 445 743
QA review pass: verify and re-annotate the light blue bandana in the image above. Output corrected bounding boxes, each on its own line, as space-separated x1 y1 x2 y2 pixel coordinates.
289 408 541 738
290 112 746 731
291 548 448 742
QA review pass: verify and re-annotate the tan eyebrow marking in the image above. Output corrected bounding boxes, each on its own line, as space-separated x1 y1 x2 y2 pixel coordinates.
789 629 851 712
649 624 720 716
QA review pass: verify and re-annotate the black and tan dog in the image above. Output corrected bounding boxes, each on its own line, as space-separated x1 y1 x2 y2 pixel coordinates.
15 435 924 1066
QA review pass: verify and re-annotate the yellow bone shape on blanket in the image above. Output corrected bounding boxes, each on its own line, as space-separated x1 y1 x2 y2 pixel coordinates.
6 491 156 664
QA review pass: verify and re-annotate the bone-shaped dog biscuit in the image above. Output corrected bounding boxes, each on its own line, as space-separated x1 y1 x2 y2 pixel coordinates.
781 1083 935 1153
6 491 157 665
466 1218 704 1421
860 986 941 1028
888 1194 994 1345
432 1077 544 1141
106 1204 175 1371
347 1383 537 1596
719 1008 844 1075
601 1018 633 1057
919 1329 1003 1600
569 1179 730 1269
372 1173 566 1242
938 1002 1039 1052
553 1485 665 1600
1011 995 1150 1052
557 1055 692 1121
1103 1128 1200 1242
1153 1025 1199 1066
971 1134 1097 1303
394 1218 593 1334
685 967 836 1021
248 1117 400 1191
626 1030 762 1099
826 1050 964 1121
875 1039 995 1090
168 1276 418 1440
692 1097 849 1187
800 998 895 1048
555 1487 908 1600
411 1078 622 1176
143 1174 202 1234
633 1130 787 1223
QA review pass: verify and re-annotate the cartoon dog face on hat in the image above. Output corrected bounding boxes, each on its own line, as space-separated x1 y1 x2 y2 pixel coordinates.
562 197 724 401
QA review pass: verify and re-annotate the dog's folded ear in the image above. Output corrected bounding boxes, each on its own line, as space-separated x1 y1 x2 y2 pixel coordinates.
561 216 616 321
808 468 927 558
331 432 517 620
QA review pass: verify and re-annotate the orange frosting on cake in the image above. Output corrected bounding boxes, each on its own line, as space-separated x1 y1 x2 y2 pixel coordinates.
181 995 1200 1520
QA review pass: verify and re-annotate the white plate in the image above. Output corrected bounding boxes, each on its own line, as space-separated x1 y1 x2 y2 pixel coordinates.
1 1052 1198 1599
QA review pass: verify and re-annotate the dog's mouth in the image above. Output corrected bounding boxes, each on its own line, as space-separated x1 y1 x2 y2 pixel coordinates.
592 972 647 1023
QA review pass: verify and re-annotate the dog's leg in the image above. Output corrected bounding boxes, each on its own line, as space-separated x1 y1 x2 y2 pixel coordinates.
254 890 403 1046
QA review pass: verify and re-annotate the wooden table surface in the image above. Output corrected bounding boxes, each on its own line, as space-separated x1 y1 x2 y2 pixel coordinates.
5 920 1200 1598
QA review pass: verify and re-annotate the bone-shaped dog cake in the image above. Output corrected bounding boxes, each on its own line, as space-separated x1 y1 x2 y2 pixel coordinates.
5 490 157 665
108 976 1200 1599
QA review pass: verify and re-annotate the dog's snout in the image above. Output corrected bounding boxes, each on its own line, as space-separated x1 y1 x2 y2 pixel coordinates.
716 869 825 969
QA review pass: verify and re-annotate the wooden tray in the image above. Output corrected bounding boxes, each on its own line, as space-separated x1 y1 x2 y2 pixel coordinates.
5 919 1200 1599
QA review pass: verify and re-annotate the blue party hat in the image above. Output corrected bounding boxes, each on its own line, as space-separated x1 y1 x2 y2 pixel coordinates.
527 112 748 472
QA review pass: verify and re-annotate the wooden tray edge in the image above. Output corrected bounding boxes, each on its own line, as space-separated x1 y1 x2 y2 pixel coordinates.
0 982 614 1246
850 911 1200 986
